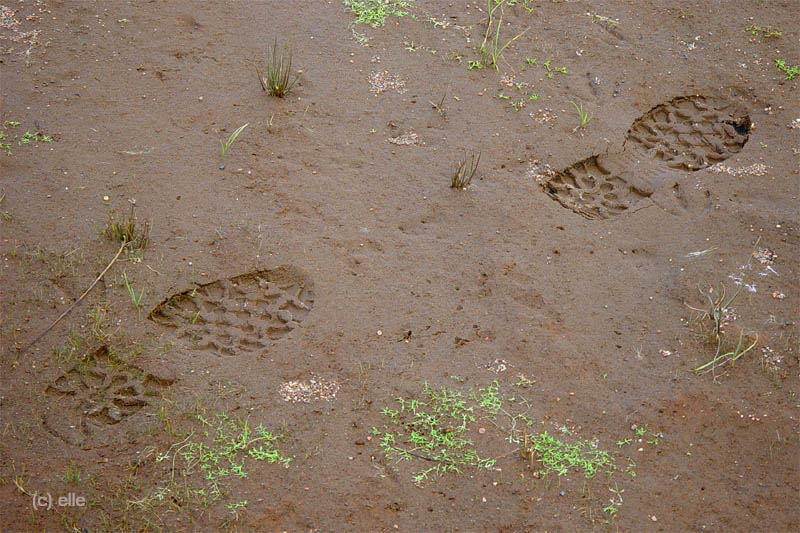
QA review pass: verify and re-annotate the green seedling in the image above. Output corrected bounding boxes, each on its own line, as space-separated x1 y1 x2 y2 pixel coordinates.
745 25 782 38
467 60 484 70
257 39 301 97
774 58 799 80
450 150 481 189
528 94 539 101
122 271 145 309
219 123 248 159
569 101 592 130
343 0 414 27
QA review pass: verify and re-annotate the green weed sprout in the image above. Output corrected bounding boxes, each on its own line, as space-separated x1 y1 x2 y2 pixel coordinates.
220 123 248 159
123 271 145 309
569 101 592 130
343 0 414 27
257 39 301 97
775 58 799 80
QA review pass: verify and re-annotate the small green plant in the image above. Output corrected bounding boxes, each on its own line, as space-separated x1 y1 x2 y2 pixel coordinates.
686 265 758 379
569 100 592 130
602 483 624 516
467 60 484 70
343 0 414 27
103 202 150 252
774 58 799 80
162 413 290 507
450 150 481 189
122 271 145 309
521 430 613 478
479 1 528 70
219 123 249 159
373 382 495 485
745 25 782 38
257 39 301 97
63 463 82 484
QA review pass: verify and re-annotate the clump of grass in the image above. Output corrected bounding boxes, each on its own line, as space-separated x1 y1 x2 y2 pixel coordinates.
103 202 150 252
343 0 414 27
62 463 82 484
569 100 592 130
219 123 248 159
450 150 481 189
257 39 301 97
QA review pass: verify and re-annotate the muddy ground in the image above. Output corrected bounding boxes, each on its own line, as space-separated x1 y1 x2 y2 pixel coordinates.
1 0 798 531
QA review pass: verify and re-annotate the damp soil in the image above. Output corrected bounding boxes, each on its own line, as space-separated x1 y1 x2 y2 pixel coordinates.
1 1 798 531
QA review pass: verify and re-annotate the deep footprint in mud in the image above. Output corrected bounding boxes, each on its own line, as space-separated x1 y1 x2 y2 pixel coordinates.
543 94 750 219
42 346 172 448
148 266 314 356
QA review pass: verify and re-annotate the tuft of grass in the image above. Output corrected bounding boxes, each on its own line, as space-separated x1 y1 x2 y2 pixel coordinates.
63 463 82 484
478 1 528 70
343 0 414 27
257 39 301 97
450 150 481 189
103 202 150 252
569 101 592 130
219 123 249 159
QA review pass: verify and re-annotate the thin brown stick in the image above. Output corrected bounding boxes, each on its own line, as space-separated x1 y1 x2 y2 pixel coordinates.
19 240 126 355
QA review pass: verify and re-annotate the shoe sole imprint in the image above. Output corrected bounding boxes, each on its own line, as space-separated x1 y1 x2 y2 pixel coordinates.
148 265 314 356
43 346 172 448
543 95 750 218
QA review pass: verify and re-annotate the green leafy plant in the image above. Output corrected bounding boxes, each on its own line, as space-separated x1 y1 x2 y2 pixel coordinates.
373 383 495 485
745 25 782 38
450 150 481 189
219 123 249 159
167 413 291 506
569 100 593 130
257 39 301 97
520 430 613 478
343 0 414 27
775 58 799 80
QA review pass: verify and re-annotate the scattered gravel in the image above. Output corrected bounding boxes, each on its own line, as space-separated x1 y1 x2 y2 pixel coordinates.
368 70 407 95
280 376 339 403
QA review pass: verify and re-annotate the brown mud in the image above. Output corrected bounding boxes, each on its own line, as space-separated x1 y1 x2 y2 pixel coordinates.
1 1 798 531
